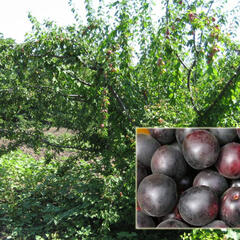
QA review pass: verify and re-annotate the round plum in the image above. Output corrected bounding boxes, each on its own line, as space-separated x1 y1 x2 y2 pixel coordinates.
209 128 237 145
178 186 218 226
137 162 148 188
151 145 187 181
156 219 189 228
215 142 240 179
137 174 177 217
182 130 220 170
162 205 182 222
193 169 228 196
202 220 228 228
237 129 240 139
176 128 199 146
149 128 175 144
137 211 155 228
220 187 240 227
170 141 182 153
177 175 194 193
231 179 240 187
137 134 160 167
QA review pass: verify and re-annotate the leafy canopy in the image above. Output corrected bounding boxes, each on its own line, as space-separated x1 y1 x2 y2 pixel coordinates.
0 0 239 239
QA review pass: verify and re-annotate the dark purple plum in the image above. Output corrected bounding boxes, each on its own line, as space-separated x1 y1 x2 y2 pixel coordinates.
177 175 194 193
137 162 148 188
231 179 240 187
178 186 218 226
220 187 240 227
156 219 189 228
136 211 155 228
151 145 187 181
176 128 199 146
202 220 228 228
170 141 182 153
236 128 240 138
182 130 220 170
193 169 228 196
209 128 237 145
149 128 175 144
137 134 161 167
216 142 240 179
162 205 182 222
137 174 177 217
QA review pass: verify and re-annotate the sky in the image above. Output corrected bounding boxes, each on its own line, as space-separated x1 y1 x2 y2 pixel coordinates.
0 0 239 43
0 0 86 43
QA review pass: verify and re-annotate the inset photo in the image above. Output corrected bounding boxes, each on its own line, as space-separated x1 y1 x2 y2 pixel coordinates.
136 128 240 229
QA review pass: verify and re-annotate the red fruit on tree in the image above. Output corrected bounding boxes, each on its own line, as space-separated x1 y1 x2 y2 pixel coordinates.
189 12 195 21
157 57 165 66
212 47 219 53
107 50 112 55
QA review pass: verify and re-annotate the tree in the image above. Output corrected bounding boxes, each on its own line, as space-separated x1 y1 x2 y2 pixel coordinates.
0 0 239 239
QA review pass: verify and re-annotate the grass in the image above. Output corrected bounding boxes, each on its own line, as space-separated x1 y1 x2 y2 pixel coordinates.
0 150 59 238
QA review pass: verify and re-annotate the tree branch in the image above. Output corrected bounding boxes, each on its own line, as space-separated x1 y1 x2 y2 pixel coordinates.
176 53 189 71
187 60 201 115
66 72 92 87
29 53 99 71
200 64 240 117
108 85 133 123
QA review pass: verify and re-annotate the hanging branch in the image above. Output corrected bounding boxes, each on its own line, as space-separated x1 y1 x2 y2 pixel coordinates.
67 72 92 87
102 73 132 123
29 53 100 71
187 59 201 115
108 85 133 123
176 53 189 71
200 64 240 117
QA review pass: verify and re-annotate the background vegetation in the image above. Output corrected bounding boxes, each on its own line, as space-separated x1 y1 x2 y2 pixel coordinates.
0 0 240 239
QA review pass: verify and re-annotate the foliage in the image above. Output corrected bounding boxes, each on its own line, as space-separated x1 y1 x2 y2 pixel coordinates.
224 229 240 240
180 229 225 240
181 229 240 240
0 149 134 239
0 0 240 239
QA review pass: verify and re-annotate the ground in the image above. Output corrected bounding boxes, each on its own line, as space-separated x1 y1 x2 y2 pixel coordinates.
0 127 76 160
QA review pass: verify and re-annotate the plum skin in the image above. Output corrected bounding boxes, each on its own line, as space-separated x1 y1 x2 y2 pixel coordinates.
231 179 240 187
175 128 199 146
178 185 219 226
236 129 240 139
137 174 177 217
137 134 160 167
137 162 148 188
151 145 187 181
216 142 240 179
202 220 228 228
136 211 155 228
193 169 228 196
220 187 240 227
149 128 175 144
209 128 237 145
156 219 189 228
182 130 220 170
